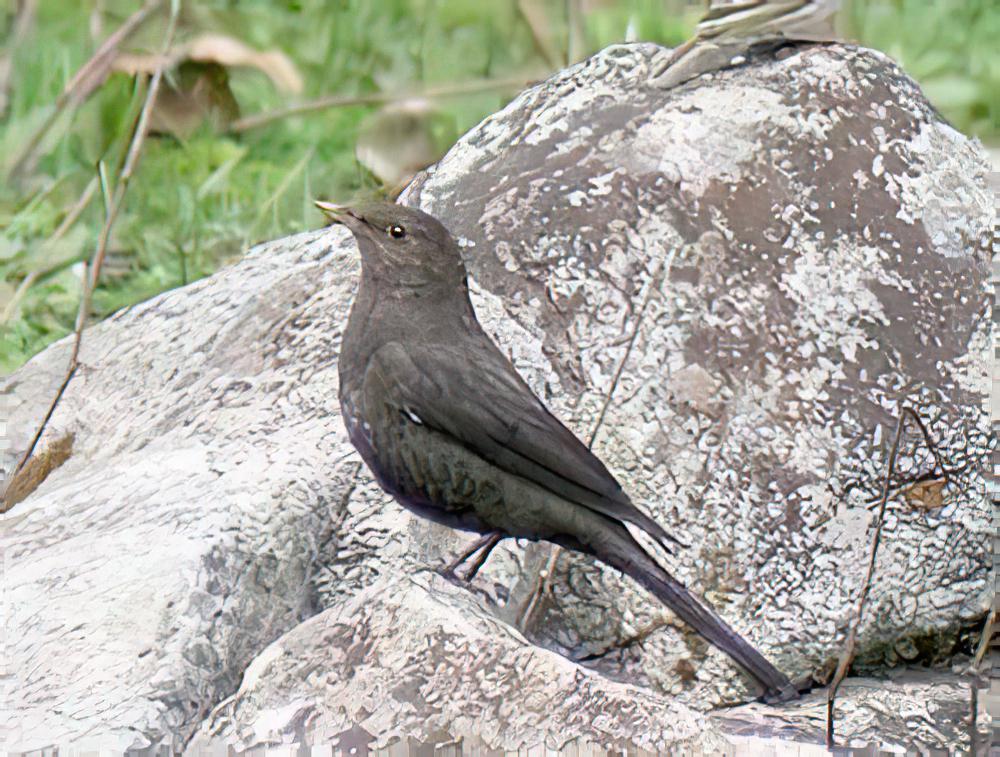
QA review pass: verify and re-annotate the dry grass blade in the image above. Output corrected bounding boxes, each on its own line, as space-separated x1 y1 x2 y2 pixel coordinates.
825 406 933 748
6 0 163 178
228 76 534 134
973 608 996 668
566 0 585 65
6 1 182 497
517 0 563 70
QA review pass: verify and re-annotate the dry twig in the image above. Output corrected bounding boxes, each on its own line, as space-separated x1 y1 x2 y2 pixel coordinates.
7 1 181 490
228 75 533 134
826 406 935 748
973 608 996 668
6 0 163 178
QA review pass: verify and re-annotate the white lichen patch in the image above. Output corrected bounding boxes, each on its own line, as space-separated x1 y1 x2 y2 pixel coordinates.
779 240 889 361
893 122 993 257
624 86 790 195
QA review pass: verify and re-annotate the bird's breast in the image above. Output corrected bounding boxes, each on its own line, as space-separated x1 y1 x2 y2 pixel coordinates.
341 386 505 532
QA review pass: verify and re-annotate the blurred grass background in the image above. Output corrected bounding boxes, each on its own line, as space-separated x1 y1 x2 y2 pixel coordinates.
0 0 997 375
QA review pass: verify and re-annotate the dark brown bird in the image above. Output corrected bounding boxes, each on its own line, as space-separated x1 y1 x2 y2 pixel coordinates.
318 198 798 702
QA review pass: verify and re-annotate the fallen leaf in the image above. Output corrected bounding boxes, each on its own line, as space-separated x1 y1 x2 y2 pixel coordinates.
113 33 302 93
902 478 948 511
149 61 241 138
186 34 302 93
2 432 75 512
112 33 301 138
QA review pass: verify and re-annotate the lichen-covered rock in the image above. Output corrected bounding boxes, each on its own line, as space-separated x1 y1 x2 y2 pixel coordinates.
717 669 986 753
1 41 991 751
0 234 360 750
403 39 992 698
196 579 984 754
196 573 713 753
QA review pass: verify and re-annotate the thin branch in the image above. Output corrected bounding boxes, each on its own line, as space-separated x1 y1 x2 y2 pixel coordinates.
10 263 86 482
228 75 533 134
826 407 929 748
973 609 996 668
10 1 181 480
899 407 953 484
6 0 163 178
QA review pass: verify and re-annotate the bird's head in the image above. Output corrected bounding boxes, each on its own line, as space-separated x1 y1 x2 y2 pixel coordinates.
316 199 466 289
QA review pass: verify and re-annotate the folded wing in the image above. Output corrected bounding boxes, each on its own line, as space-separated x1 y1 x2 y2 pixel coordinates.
364 340 682 552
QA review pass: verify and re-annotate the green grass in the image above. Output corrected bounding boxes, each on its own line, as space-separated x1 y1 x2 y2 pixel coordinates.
0 0 996 375
843 0 999 136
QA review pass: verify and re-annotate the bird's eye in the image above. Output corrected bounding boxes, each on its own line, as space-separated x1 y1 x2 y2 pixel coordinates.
388 225 406 239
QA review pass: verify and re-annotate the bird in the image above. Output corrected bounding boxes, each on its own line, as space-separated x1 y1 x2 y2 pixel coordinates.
317 198 799 703
693 0 839 42
650 0 840 89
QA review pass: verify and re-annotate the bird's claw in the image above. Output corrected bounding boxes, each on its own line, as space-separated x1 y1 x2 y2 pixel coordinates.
438 564 471 586
759 674 816 704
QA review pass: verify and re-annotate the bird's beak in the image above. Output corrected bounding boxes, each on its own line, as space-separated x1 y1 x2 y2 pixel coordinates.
315 200 347 222
315 200 364 232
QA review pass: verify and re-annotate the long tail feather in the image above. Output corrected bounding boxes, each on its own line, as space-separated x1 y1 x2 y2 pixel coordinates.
584 521 798 702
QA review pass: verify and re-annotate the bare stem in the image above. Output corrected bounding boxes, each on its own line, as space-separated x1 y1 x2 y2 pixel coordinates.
228 75 534 134
11 1 181 480
6 0 163 178
826 407 936 747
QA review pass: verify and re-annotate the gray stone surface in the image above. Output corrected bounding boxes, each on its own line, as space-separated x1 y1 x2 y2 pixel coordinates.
404 39 992 703
1 41 992 752
196 573 713 754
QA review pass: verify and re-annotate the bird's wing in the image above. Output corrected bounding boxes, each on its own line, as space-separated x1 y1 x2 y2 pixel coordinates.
365 340 681 551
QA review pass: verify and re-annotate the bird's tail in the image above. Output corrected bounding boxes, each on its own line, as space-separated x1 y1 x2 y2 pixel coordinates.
582 520 799 702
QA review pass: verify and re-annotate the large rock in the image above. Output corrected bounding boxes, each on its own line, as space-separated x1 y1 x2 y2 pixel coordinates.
1 41 991 752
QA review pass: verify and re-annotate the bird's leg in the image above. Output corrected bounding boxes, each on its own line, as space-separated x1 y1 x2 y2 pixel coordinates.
441 531 504 583
460 531 505 581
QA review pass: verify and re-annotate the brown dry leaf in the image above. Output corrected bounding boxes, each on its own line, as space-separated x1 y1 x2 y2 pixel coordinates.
2 432 74 512
902 478 948 511
112 34 300 138
156 62 240 137
186 34 302 93
112 50 178 75
114 55 240 137
114 34 302 93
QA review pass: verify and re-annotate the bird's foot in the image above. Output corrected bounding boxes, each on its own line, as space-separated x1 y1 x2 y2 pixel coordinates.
438 564 473 586
439 531 504 586
759 675 816 704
